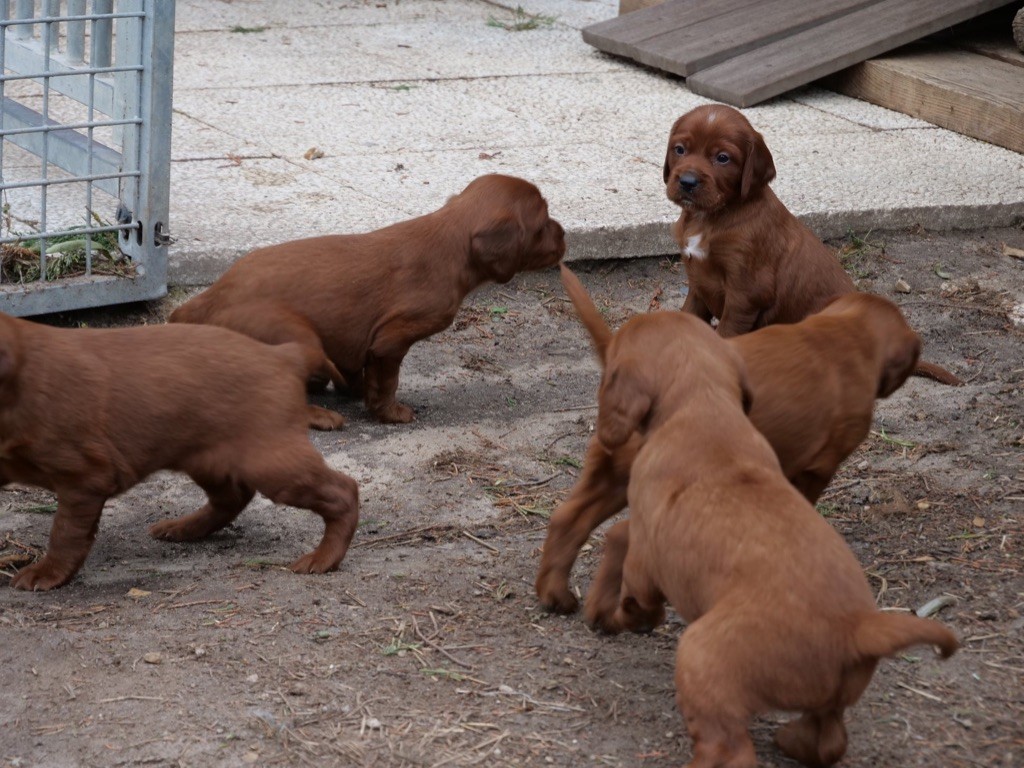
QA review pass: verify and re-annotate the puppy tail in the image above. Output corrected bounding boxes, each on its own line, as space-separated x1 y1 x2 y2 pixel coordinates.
560 264 612 364
912 360 963 386
853 611 959 662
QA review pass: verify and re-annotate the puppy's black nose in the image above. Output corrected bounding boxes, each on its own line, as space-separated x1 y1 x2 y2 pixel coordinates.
679 173 700 193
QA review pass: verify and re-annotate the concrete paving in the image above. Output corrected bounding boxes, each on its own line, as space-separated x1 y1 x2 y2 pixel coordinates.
163 0 1023 282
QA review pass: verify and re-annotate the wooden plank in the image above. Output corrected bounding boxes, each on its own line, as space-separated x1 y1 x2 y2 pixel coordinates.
826 48 1024 153
630 0 882 77
957 34 1024 68
584 0 760 60
686 0 1018 107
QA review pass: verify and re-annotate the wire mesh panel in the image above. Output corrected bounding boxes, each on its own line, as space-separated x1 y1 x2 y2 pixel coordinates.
0 0 173 315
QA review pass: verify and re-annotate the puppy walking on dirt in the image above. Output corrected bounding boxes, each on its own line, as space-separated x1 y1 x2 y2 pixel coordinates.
663 103 961 385
0 313 359 591
580 308 958 768
171 174 566 426
535 266 921 613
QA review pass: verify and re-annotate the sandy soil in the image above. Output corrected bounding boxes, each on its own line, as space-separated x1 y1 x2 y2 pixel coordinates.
1 225 1022 768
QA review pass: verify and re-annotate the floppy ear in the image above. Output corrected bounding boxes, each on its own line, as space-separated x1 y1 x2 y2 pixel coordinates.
740 129 776 201
878 333 921 398
596 364 652 450
663 122 683 184
471 214 524 283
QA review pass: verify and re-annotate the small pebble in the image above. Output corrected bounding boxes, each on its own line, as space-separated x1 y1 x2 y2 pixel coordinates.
142 652 162 665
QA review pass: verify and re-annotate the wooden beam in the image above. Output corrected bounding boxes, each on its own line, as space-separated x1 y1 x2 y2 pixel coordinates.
827 47 1024 154
686 0 1018 107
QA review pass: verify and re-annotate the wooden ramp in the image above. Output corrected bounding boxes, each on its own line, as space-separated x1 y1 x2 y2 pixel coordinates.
582 0 1019 107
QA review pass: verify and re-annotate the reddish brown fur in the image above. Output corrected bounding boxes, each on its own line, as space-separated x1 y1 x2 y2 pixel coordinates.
171 174 565 426
664 104 960 385
0 313 359 591
535 266 921 613
579 311 957 768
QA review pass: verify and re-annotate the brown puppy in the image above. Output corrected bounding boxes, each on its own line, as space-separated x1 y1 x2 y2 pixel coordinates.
0 313 358 591
664 103 960 385
171 174 566 426
581 310 957 768
535 266 920 613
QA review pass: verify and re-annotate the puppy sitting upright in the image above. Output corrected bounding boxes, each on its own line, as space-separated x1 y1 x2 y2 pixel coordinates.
582 310 958 768
0 313 359 591
664 103 960 384
171 174 566 426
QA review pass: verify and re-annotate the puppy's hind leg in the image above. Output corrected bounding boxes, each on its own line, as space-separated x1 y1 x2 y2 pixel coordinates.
608 529 667 634
774 710 848 768
194 303 348 429
11 491 106 591
675 627 758 768
246 442 359 573
584 519 631 632
150 475 255 542
364 352 414 423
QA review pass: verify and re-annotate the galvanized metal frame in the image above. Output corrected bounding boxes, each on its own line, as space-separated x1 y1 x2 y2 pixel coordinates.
0 0 174 315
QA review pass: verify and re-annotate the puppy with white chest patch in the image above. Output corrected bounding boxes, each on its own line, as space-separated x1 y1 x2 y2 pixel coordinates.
664 104 961 385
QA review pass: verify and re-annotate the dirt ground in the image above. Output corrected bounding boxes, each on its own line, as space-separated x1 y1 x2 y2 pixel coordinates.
1 225 1022 768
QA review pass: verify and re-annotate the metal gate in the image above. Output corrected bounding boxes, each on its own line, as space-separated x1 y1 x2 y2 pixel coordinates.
0 0 174 316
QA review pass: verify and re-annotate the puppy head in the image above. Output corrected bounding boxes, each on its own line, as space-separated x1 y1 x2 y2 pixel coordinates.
596 313 749 450
663 105 776 213
821 294 921 397
461 174 566 283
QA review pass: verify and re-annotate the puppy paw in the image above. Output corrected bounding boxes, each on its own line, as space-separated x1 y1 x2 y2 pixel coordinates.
289 550 342 574
535 578 579 614
584 600 624 635
307 405 346 431
149 518 198 541
374 402 414 424
10 560 74 591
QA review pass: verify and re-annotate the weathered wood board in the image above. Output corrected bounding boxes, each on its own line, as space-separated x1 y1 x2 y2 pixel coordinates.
827 47 1024 154
685 0 1018 106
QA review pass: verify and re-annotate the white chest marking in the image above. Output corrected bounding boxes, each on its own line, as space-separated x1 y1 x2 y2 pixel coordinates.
684 233 706 260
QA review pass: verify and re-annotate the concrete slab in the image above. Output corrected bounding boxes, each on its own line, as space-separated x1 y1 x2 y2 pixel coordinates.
167 156 401 283
171 80 548 160
8 0 1018 286
175 0 497 32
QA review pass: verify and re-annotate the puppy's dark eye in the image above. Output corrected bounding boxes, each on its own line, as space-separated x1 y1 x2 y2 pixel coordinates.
674 145 685 156
715 152 730 164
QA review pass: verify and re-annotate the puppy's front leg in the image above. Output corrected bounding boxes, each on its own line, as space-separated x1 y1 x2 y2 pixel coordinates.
537 436 632 612
715 299 761 338
364 353 414 423
11 491 106 590
680 288 713 322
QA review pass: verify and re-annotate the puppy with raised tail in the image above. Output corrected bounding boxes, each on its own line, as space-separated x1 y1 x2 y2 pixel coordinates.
536 265 921 614
171 174 566 427
664 103 961 385
578 300 958 767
